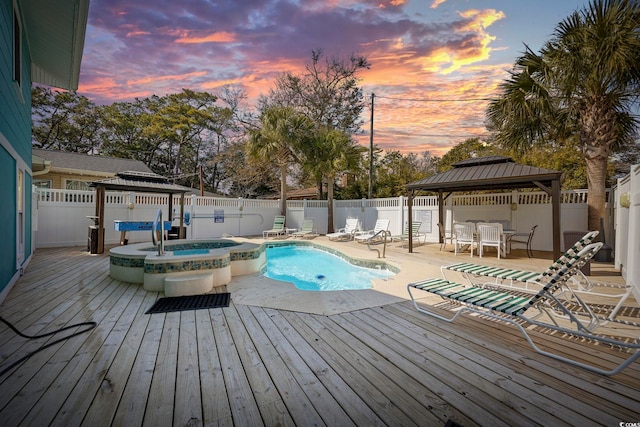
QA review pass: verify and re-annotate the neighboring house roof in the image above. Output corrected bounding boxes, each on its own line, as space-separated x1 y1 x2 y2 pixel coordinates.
21 0 90 90
263 187 319 200
32 148 153 177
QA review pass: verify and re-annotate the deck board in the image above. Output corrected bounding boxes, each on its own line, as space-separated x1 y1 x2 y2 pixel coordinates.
0 246 638 426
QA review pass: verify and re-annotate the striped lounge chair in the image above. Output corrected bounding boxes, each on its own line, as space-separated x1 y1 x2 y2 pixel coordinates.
407 242 640 376
440 231 633 321
290 218 318 239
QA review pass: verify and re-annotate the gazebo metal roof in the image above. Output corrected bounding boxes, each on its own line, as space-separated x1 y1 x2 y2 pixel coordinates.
407 156 563 192
90 171 192 194
405 156 564 258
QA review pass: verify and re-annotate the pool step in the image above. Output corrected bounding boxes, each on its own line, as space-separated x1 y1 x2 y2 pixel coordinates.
164 272 214 297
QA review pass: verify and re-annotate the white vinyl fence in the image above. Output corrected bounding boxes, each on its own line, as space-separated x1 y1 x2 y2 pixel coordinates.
35 188 594 253
614 164 640 304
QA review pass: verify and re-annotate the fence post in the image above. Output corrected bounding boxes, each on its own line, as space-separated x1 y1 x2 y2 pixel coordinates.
398 195 405 233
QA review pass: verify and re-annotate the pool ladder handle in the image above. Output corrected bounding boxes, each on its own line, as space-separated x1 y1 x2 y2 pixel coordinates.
152 209 165 256
367 229 391 258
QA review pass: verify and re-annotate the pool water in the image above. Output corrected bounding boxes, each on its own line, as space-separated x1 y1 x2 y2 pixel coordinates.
263 245 395 291
173 248 210 256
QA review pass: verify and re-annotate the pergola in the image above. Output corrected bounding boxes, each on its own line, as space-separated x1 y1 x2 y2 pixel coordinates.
91 171 191 254
405 156 564 259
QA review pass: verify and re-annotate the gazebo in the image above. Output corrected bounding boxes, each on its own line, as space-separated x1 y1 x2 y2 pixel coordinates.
90 171 192 254
405 156 564 259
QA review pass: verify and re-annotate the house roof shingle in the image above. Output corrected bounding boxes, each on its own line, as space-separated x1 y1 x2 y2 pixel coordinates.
33 149 153 176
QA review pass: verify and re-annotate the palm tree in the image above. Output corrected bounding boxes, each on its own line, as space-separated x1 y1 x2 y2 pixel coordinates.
247 106 313 215
487 0 640 232
304 127 364 233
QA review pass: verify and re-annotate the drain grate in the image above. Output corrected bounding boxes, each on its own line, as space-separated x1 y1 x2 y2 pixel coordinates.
146 293 230 314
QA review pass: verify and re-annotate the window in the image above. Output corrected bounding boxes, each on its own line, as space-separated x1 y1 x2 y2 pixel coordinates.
65 180 92 191
13 6 22 87
34 179 52 189
17 169 24 259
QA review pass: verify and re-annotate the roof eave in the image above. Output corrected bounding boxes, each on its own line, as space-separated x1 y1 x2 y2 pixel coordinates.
22 0 90 90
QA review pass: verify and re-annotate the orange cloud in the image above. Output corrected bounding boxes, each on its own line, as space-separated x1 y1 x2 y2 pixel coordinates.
175 31 236 44
433 9 505 74
127 71 208 86
126 31 151 37
458 9 506 32
378 0 406 8
430 0 447 8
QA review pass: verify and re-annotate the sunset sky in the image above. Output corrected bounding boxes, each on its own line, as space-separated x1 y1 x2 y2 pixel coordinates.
78 0 591 157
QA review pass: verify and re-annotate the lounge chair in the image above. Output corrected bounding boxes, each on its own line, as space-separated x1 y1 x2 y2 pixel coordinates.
354 219 390 244
391 221 424 247
290 218 318 239
327 218 360 241
408 242 640 376
263 215 286 238
441 230 633 321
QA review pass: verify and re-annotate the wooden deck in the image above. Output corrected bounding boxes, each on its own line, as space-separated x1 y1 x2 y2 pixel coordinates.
0 245 639 426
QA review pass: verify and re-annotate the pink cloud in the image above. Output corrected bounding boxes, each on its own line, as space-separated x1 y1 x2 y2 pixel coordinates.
175 31 237 44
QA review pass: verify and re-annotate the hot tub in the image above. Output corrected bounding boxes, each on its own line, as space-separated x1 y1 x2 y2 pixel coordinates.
109 239 265 294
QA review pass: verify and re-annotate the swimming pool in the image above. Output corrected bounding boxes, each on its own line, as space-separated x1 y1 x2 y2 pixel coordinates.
263 245 396 291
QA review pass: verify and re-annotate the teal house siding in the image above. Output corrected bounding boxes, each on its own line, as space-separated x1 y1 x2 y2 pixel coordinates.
0 0 89 303
0 0 32 299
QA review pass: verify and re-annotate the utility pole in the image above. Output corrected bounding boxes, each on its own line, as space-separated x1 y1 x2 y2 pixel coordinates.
368 93 374 199
199 165 204 196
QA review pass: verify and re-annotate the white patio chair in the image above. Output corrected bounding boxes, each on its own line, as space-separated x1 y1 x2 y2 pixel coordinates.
327 218 360 241
354 219 390 244
453 222 476 256
477 222 504 258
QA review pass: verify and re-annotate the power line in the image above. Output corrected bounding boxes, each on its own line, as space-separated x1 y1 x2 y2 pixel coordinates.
375 95 494 102
361 129 487 139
